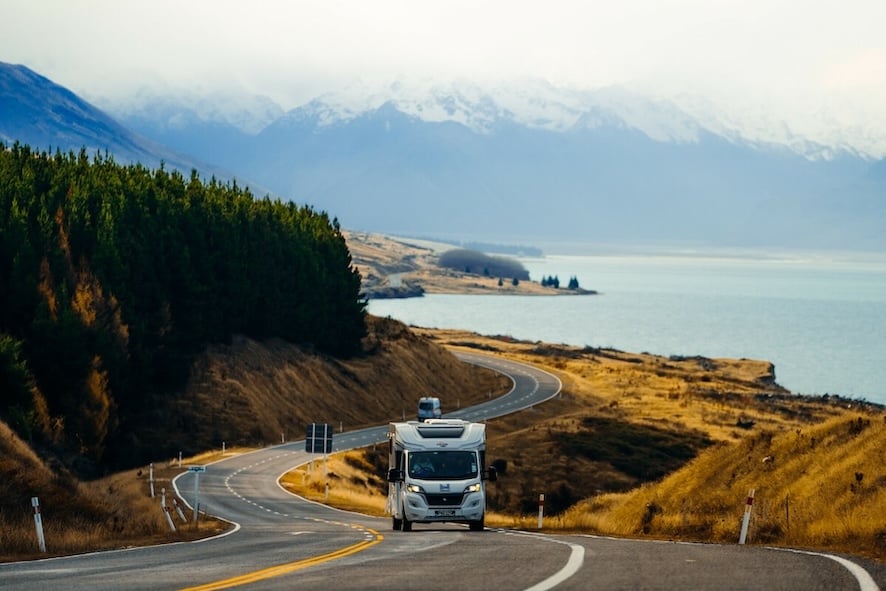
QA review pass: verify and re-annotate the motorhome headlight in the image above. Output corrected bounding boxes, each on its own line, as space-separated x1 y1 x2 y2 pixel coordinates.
464 483 482 493
406 484 425 494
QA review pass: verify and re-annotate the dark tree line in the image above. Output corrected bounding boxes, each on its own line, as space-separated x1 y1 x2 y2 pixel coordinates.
0 143 366 474
541 275 580 289
437 248 530 281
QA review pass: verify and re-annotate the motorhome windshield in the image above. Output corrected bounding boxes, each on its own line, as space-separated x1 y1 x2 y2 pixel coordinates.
408 451 477 480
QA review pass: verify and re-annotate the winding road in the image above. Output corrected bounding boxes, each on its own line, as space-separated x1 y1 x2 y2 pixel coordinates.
1 352 881 590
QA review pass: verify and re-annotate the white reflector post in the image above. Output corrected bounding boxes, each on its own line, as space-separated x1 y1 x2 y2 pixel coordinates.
32 497 46 553
538 493 545 529
739 488 756 544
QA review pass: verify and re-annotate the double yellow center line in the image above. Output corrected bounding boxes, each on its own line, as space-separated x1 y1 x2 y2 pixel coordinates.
180 529 383 591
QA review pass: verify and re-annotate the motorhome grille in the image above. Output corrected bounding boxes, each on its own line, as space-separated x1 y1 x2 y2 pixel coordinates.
425 493 464 506
416 426 465 438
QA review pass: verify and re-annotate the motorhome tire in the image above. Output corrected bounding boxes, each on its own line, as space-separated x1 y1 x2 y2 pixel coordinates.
401 511 412 532
392 516 402 531
469 516 485 531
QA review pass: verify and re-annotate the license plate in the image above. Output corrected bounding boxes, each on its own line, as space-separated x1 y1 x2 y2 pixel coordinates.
434 509 456 517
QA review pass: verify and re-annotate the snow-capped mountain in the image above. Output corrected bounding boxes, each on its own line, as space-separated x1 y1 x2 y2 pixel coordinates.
108 77 882 161
270 79 727 145
0 61 241 182
91 86 285 135
213 85 881 251
5 62 885 252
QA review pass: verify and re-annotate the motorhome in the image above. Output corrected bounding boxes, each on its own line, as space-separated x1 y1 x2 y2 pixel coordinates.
416 396 441 421
386 419 496 532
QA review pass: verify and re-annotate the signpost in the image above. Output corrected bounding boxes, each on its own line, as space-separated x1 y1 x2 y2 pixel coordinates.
305 423 334 454
188 465 206 523
305 423 334 477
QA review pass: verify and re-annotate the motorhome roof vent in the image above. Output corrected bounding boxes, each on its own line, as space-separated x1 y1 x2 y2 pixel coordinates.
416 425 465 438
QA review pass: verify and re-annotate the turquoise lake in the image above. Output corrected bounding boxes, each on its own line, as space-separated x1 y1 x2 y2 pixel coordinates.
368 251 886 405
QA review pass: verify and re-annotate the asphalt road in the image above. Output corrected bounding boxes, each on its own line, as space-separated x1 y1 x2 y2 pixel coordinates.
1 351 881 591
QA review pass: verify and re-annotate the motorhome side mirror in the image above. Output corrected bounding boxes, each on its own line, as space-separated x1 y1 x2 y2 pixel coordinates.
387 468 403 482
485 466 497 482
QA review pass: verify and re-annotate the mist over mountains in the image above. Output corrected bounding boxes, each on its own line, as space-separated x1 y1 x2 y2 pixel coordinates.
0 62 244 187
3 61 884 253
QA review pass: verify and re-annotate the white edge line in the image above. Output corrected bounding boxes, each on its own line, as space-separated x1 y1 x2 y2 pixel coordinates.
503 530 585 591
575 534 879 591
766 546 880 591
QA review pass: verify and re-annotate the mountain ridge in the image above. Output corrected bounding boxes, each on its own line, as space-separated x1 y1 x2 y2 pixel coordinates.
0 61 260 189
233 102 885 251
3 62 885 252
101 77 885 160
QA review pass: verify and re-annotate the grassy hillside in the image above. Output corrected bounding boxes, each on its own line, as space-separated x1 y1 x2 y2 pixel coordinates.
0 316 507 560
566 413 885 558
4 321 882 561
286 329 885 561
0 418 230 561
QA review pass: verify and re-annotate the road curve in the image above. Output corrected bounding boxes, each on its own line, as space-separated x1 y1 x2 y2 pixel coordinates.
0 352 881 591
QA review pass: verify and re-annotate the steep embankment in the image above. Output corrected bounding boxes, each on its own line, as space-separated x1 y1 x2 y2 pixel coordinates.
568 413 886 559
0 316 507 560
169 316 507 447
290 328 884 560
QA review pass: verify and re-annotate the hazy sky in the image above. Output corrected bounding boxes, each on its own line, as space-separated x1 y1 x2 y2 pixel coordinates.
3 1 885 129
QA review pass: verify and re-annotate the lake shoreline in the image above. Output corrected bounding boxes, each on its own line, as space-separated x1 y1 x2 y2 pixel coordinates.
345 230 598 299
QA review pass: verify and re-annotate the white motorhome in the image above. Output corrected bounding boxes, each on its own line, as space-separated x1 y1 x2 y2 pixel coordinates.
386 419 496 531
416 396 441 422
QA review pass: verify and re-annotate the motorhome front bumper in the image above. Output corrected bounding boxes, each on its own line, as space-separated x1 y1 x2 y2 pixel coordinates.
404 490 484 522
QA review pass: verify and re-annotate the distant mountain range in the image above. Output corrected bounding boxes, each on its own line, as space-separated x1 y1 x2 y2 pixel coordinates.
0 62 246 185
3 61 884 253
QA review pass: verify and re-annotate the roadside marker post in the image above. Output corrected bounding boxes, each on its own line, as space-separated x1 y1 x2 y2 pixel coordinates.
188 465 207 524
161 487 176 531
538 493 545 529
739 488 756 544
149 462 155 498
31 497 46 553
173 497 187 522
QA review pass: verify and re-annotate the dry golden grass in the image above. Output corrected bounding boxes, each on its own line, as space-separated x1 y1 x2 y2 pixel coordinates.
175 316 508 452
0 443 230 562
0 317 507 562
559 413 885 559
4 318 882 563
280 451 389 517
279 329 885 561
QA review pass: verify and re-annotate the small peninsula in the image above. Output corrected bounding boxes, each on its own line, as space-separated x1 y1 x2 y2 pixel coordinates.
344 231 597 299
